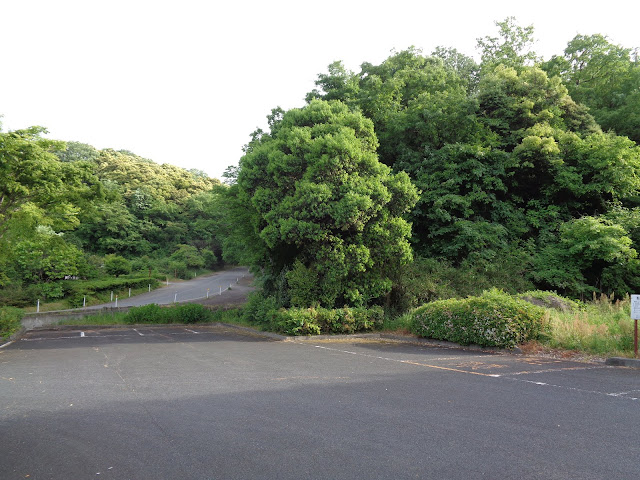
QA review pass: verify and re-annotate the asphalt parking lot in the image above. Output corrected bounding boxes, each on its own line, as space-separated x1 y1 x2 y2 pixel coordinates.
1 325 639 479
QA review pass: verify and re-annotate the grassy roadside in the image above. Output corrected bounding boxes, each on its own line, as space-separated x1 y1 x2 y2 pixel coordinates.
540 294 635 358
383 293 637 359
50 305 253 329
6 293 637 360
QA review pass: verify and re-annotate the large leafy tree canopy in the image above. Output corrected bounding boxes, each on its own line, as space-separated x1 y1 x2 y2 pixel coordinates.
305 19 640 297
542 34 640 144
235 100 418 307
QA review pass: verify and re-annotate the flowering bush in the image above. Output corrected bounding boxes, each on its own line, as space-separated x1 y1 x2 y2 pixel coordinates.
410 289 548 348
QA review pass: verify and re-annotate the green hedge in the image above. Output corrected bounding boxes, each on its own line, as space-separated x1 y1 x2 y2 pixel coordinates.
272 306 384 336
242 292 385 336
0 306 23 340
124 303 211 324
410 289 548 348
66 277 160 295
65 277 161 307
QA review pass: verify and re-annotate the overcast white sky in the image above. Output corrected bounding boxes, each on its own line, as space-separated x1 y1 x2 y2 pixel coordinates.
1 0 638 180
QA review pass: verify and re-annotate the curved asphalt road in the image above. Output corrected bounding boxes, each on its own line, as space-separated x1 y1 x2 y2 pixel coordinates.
86 266 250 309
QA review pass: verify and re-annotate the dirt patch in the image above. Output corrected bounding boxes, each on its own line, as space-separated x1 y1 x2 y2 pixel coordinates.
519 340 606 362
195 275 256 308
520 294 576 312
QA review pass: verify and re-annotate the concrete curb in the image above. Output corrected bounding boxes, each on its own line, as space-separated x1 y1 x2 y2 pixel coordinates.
605 357 640 369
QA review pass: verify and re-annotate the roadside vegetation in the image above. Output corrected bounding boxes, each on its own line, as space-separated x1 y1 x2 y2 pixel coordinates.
28 292 634 358
2 18 639 358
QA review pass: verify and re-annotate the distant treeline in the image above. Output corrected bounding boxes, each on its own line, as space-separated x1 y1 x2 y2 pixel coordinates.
0 132 233 305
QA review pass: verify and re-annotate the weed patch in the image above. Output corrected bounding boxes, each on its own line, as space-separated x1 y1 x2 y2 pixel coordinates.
0 307 23 340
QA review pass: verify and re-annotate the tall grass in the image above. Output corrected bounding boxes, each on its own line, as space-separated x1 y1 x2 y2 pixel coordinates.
543 294 635 357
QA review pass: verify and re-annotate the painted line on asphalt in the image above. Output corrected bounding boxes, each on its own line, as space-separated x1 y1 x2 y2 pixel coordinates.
22 334 137 341
308 344 501 377
19 329 213 342
303 342 639 401
498 365 610 376
505 377 640 401
607 390 640 399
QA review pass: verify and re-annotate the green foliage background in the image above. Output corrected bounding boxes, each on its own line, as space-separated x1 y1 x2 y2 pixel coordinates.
2 17 640 336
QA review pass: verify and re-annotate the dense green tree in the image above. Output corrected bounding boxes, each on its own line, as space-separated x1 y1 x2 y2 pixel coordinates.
309 48 477 169
305 61 360 104
169 244 206 270
55 141 100 163
0 127 68 236
182 189 227 262
306 41 640 297
432 46 480 92
0 127 103 290
542 34 640 143
476 17 539 72
235 100 418 307
533 216 639 295
104 254 132 277
14 226 83 283
94 149 217 205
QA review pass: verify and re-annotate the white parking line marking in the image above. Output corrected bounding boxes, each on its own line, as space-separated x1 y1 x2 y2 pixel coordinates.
20 328 211 342
301 342 639 402
501 365 608 376
607 390 640 399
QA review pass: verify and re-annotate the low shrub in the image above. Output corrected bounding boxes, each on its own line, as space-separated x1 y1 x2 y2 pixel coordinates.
124 303 211 324
0 284 39 307
241 292 387 336
172 303 210 324
353 306 384 331
207 308 245 324
410 289 548 348
271 306 384 336
272 309 322 336
65 277 160 296
0 306 23 340
125 304 166 324
242 292 280 326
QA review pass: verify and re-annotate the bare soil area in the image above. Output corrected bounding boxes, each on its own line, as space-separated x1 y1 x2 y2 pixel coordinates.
195 275 256 308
